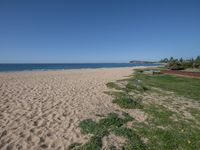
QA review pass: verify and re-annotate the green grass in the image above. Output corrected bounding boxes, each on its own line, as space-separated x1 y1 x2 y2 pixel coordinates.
113 97 142 109
133 105 200 150
70 69 200 149
126 80 149 92
69 113 147 150
189 108 200 122
114 127 146 150
107 69 200 149
106 82 122 90
127 70 200 149
106 80 143 109
104 91 127 98
132 72 200 100
143 105 174 126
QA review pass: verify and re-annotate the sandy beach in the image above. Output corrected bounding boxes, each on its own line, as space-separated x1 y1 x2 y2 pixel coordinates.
0 67 147 150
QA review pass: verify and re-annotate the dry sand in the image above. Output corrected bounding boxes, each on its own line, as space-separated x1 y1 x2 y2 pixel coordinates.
0 67 145 150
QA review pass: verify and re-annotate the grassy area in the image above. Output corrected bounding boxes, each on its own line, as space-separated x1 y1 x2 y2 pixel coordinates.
129 70 200 149
106 82 122 90
134 105 200 150
70 69 200 149
131 72 200 100
112 96 143 109
69 113 146 150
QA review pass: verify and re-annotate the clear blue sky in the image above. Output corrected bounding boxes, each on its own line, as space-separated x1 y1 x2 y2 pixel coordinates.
0 0 200 63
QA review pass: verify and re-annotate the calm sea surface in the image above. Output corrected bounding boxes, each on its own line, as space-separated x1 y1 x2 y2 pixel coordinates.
0 63 160 72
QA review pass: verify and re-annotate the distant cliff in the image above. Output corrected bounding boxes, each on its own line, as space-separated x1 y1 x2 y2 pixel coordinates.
129 60 158 64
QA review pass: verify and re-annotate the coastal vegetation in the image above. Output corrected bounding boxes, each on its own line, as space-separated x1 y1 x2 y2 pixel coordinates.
160 56 200 70
133 72 200 100
69 113 146 150
70 67 200 150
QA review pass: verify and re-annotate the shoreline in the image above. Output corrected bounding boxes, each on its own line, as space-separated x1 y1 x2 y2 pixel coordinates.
0 62 161 73
0 65 158 74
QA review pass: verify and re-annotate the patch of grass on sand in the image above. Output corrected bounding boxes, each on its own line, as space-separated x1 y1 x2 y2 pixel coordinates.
68 143 82 150
126 80 149 92
144 105 174 126
106 82 122 90
74 68 200 149
104 91 127 98
69 113 146 150
108 69 200 149
113 127 146 150
125 70 200 149
132 72 200 100
113 97 143 109
189 108 200 122
133 105 200 150
105 81 143 109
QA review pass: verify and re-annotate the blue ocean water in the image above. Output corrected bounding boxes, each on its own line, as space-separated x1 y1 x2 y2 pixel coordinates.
0 63 160 72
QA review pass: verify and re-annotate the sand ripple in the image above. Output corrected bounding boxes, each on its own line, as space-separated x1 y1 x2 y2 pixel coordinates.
0 68 133 150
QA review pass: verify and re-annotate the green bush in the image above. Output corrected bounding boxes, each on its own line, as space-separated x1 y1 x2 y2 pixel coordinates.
163 55 200 70
167 61 184 70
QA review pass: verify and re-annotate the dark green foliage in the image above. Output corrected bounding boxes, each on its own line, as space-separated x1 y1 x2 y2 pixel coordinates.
113 97 142 109
194 56 200 68
79 119 96 134
167 60 184 70
160 58 169 63
160 55 200 70
80 136 102 150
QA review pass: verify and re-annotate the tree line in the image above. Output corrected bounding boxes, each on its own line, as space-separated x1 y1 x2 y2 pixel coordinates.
160 56 200 70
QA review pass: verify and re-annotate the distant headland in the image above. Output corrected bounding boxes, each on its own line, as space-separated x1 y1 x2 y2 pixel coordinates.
129 60 158 64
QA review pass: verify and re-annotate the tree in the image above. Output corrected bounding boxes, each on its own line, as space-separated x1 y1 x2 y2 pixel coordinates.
160 58 169 63
163 58 169 63
170 57 174 62
167 59 184 70
194 56 200 68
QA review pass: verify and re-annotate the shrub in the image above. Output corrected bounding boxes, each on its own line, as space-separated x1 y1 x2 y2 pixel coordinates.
167 61 184 70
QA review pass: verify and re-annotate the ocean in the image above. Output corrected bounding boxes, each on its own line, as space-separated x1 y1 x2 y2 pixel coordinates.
0 63 160 72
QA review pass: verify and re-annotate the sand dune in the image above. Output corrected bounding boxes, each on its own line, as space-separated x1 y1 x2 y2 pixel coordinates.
0 67 146 150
